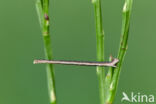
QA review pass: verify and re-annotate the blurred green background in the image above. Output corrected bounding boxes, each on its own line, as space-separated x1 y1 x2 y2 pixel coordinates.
0 0 156 104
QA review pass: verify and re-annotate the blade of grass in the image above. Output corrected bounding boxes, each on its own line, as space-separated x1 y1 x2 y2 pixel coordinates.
36 0 56 104
104 56 114 103
36 0 44 27
106 0 133 103
92 0 105 104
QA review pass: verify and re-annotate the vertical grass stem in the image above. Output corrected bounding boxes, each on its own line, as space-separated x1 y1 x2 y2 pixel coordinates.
92 0 105 104
106 0 133 103
36 0 56 104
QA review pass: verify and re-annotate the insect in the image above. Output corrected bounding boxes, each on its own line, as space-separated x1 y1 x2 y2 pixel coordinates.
34 58 119 67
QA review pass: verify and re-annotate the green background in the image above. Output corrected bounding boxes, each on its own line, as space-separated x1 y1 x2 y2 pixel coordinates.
0 0 156 104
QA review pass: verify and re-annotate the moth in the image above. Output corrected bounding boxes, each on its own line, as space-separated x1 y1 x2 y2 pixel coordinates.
34 58 119 67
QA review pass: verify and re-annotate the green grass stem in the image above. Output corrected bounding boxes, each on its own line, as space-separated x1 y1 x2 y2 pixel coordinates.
92 0 105 104
104 56 113 103
36 0 56 104
106 0 133 103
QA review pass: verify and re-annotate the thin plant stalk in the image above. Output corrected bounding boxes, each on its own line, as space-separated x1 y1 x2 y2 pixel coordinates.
36 0 56 104
104 56 114 103
92 0 105 104
106 0 133 103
